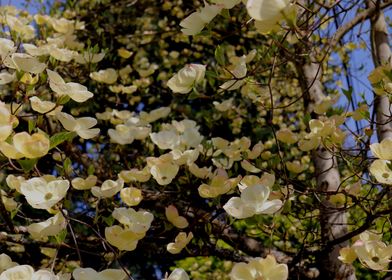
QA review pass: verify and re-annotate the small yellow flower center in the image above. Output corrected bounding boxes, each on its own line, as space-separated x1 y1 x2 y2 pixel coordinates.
382 172 390 178
45 192 53 200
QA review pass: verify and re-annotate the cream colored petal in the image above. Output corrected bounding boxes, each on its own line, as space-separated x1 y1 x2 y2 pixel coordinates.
90 68 118 84
229 262 255 280
77 128 100 139
0 265 34 280
119 167 151 183
369 159 392 185
370 138 392 160
13 132 50 159
8 53 46 74
240 160 261 173
98 269 127 280
29 96 56 114
0 71 15 85
166 268 189 280
50 47 76 62
0 253 18 274
246 0 289 21
120 187 143 206
223 197 255 219
65 82 93 103
276 128 298 144
71 175 97 190
104 225 142 251
338 247 357 264
56 112 77 131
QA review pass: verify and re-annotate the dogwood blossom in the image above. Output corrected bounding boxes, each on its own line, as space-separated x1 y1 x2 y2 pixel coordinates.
276 128 298 144
0 71 15 85
0 132 50 159
180 3 222 36
167 232 193 254
167 64 206 94
120 187 143 206
27 211 67 240
119 167 151 183
369 160 392 185
165 268 189 280
188 163 213 179
71 175 97 190
0 38 16 59
90 68 118 84
20 177 69 210
370 138 392 160
223 183 282 219
56 112 100 139
246 0 290 21
1 190 17 212
0 254 17 274
0 265 34 280
0 102 16 141
5 175 25 193
112 207 154 234
230 255 288 280
198 169 241 198
146 153 179 185
29 96 56 114
340 231 392 271
3 53 46 74
72 268 126 280
166 205 189 229
74 51 105 64
91 179 124 198
47 69 93 103
105 225 144 251
50 47 76 62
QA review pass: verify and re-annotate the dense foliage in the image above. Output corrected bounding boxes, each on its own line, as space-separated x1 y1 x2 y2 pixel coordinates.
0 0 392 279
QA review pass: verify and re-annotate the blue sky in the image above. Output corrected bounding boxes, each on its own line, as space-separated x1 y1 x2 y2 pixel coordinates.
4 0 392 146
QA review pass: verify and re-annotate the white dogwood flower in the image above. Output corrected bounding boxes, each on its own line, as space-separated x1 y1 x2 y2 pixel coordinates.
56 112 100 139
167 64 206 94
20 177 69 210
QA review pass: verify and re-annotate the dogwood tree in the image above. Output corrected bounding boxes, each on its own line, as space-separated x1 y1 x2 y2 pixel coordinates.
0 0 392 279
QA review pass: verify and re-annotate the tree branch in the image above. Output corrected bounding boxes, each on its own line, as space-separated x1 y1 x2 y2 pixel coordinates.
329 0 392 48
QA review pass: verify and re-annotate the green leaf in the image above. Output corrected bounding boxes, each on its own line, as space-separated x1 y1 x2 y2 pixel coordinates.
382 69 392 81
57 95 71 105
17 158 38 172
303 113 311 126
188 88 200 100
102 215 114 226
220 9 230 19
50 131 76 149
63 157 73 175
87 164 95 175
55 229 68 244
28 119 36 134
342 87 353 102
205 70 218 79
10 206 20 220
214 45 226 66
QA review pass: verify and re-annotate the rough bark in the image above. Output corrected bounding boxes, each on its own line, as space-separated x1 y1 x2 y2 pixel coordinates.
293 2 356 278
299 60 356 280
367 2 392 279
367 0 392 140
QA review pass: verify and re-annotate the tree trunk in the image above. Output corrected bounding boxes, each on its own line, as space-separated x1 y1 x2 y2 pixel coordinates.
367 0 392 140
299 60 356 280
367 2 392 279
